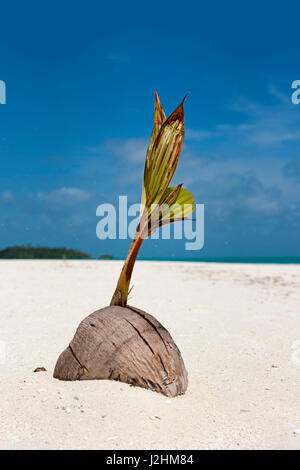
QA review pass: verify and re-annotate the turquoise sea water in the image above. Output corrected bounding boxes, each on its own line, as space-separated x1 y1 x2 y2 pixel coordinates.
3 256 300 264
119 256 300 264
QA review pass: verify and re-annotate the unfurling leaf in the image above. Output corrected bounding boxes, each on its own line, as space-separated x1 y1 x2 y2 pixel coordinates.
146 187 195 235
141 90 166 206
142 93 186 208
139 91 195 238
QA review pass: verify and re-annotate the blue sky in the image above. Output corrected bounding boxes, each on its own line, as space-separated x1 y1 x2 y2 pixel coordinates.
0 1 300 258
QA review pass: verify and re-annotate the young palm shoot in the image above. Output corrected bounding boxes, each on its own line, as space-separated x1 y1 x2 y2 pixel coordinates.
54 92 195 397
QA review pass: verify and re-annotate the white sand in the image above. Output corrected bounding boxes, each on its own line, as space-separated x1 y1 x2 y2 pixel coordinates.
0 260 300 450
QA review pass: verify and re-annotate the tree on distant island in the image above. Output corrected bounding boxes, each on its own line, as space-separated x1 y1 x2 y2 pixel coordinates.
0 245 91 259
98 254 114 260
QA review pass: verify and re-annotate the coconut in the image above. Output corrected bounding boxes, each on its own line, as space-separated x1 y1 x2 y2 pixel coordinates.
54 305 187 397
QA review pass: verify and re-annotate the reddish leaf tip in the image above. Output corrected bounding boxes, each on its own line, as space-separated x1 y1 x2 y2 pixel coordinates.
154 88 161 104
164 100 185 125
181 93 189 105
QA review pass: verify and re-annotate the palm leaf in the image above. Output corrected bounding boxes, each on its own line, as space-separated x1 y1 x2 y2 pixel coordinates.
142 93 186 208
146 187 195 235
141 90 166 206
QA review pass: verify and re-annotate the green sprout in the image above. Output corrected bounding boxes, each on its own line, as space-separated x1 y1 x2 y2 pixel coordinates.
110 91 195 307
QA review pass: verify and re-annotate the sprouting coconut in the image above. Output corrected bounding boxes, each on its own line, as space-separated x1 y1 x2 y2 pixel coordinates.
54 91 195 397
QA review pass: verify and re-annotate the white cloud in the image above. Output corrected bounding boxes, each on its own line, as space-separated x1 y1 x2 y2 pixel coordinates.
0 190 15 204
189 86 300 147
37 187 92 204
268 84 291 105
228 92 300 146
104 137 148 164
249 130 298 145
186 129 213 141
244 195 282 215
282 159 300 183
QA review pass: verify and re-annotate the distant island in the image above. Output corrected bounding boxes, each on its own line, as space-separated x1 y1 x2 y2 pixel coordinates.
0 245 91 259
98 254 114 260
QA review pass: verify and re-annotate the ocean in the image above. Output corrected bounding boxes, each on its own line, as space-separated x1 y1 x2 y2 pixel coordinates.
114 256 300 264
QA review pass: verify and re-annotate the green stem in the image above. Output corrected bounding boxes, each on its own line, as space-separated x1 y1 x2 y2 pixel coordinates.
110 233 144 307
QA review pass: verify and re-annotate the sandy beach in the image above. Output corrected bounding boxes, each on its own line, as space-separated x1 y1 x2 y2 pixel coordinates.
0 260 300 450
